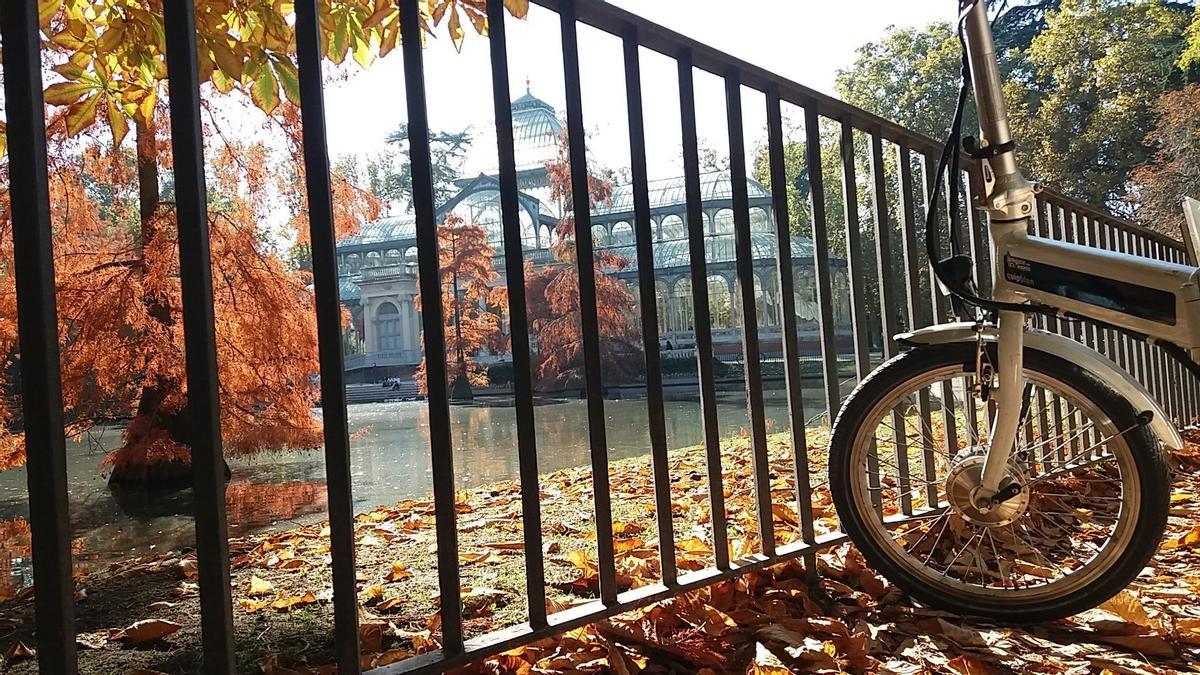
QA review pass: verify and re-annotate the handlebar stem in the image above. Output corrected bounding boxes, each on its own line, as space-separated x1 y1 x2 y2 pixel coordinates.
963 0 1037 222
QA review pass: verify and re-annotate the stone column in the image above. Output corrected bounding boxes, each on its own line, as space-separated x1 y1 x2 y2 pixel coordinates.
407 295 420 352
362 298 375 355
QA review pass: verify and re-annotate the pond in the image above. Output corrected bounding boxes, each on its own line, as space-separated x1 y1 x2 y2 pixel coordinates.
0 388 833 594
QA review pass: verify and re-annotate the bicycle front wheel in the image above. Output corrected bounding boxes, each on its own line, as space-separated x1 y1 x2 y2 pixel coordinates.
829 343 1169 622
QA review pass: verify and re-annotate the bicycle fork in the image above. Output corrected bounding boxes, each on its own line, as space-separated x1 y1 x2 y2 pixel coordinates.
977 308 1025 506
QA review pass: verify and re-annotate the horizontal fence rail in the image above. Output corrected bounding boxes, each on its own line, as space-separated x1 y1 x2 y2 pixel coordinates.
2 0 1198 673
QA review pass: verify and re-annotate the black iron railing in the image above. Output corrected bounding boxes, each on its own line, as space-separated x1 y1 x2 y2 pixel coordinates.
3 0 1197 673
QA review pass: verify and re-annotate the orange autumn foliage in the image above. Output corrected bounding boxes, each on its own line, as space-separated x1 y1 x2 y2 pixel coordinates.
414 214 506 393
0 1 532 474
526 132 641 388
0 104 379 472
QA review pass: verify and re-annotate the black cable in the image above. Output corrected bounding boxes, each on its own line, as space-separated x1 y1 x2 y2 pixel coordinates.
923 0 1057 318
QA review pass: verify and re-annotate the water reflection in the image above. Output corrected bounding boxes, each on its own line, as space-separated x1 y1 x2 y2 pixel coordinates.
0 392 817 591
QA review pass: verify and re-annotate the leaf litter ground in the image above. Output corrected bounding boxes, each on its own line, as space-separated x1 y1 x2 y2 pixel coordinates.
3 428 1200 674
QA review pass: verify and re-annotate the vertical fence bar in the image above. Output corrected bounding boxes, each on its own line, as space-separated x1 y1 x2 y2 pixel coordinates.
840 123 880 510
1117 229 1135 378
622 27 677 585
803 106 842 421
162 1 237 669
399 0 464 652
767 88 817 553
559 0 619 604
895 143 937 506
965 171 990 293
869 132 912 515
896 143 925 331
486 0 549 624
840 124 871 382
725 71 775 555
1079 215 1101 350
870 134 901 357
678 50 730 570
294 0 361 668
925 159 961 467
1 3 78 671
1097 221 1120 364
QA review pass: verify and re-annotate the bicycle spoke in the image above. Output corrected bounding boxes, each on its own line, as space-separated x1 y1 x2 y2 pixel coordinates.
848 363 1138 601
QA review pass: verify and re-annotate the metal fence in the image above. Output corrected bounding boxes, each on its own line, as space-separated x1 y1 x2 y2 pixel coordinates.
3 0 1197 673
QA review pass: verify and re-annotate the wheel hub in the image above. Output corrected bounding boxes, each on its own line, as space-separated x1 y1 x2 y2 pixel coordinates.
944 453 1030 527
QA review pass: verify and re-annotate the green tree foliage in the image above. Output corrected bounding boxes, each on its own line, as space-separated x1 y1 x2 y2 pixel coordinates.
363 124 474 212
835 22 967 139
1007 0 1193 211
1180 5 1200 71
832 0 1194 219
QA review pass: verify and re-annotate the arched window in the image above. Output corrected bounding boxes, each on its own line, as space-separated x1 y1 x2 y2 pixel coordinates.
672 278 694 333
661 214 686 241
611 221 633 246
375 302 403 351
347 253 361 272
385 249 401 265
404 247 418 262
366 251 382 267
749 207 771 232
707 275 731 329
714 209 735 235
794 266 819 321
591 224 608 247
755 274 778 328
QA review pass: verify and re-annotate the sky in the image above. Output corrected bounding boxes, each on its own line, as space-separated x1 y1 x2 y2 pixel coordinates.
319 0 953 183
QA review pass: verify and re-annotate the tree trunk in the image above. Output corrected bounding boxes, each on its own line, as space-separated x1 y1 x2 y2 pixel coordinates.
108 117 209 492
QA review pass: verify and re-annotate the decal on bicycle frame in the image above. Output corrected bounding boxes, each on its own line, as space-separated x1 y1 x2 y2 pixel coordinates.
1004 254 1177 325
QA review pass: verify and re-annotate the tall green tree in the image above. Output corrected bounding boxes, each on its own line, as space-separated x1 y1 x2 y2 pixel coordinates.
835 1 1194 216
364 124 474 211
1007 0 1193 212
835 22 967 140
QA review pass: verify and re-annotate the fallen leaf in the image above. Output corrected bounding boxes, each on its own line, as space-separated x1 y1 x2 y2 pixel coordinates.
459 551 496 566
1099 633 1175 658
76 632 109 650
3 641 35 666
1099 590 1153 628
482 541 525 552
361 584 385 604
176 558 198 580
272 591 318 611
1163 526 1200 549
117 619 182 645
946 654 995 675
246 575 274 597
359 621 385 654
612 521 646 537
385 562 413 582
239 597 271 613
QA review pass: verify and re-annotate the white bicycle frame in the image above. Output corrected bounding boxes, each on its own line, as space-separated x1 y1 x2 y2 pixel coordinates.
943 1 1200 504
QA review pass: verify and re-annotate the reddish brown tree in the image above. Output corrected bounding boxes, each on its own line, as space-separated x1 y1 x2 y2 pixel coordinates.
414 214 506 395
1130 84 1200 238
0 0 526 485
0 118 378 482
526 133 642 389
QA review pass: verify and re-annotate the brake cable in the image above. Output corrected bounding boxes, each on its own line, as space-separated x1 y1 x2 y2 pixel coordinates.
923 0 1058 319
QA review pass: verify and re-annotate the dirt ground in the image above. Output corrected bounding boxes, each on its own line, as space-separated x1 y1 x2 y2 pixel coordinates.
2 428 1199 674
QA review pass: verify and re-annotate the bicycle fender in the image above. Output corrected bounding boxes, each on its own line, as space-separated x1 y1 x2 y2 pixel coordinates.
896 321 1184 452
